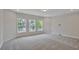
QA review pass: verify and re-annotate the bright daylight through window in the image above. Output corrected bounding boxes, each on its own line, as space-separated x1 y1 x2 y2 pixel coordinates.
17 17 26 33
29 20 43 32
17 17 43 33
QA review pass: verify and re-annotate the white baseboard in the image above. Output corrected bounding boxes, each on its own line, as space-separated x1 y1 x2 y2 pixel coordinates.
4 37 16 42
51 33 79 39
62 34 79 39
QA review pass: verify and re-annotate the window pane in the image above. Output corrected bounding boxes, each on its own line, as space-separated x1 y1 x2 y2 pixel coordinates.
17 18 26 33
29 20 36 32
36 20 43 31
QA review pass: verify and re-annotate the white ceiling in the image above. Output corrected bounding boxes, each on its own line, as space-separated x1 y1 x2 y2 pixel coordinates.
12 9 79 17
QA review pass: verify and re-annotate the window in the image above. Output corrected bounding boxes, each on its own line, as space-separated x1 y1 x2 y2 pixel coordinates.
29 19 43 32
36 20 43 31
29 20 36 32
17 16 44 33
17 17 26 33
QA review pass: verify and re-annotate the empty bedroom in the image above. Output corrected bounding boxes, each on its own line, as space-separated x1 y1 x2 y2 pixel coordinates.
0 9 79 50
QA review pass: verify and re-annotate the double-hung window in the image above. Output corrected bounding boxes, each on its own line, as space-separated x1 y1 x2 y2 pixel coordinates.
29 20 36 32
29 19 43 32
36 20 43 32
17 17 26 33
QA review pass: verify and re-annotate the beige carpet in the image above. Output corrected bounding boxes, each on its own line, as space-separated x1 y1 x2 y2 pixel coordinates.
1 34 79 50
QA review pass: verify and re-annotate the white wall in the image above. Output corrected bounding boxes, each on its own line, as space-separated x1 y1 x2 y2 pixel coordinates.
44 17 52 34
0 10 4 48
3 10 17 41
51 12 79 38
